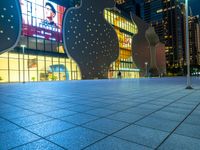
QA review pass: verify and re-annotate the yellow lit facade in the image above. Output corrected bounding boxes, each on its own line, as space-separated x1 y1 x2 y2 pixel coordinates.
0 52 81 83
0 0 82 83
104 9 140 79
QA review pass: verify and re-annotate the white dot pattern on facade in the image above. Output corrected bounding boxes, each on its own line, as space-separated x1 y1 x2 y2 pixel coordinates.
63 0 119 78
0 2 21 52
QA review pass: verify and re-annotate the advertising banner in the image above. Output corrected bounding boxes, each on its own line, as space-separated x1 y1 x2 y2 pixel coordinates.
20 0 65 42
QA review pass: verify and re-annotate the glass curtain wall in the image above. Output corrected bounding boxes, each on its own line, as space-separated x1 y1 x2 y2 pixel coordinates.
0 0 81 83
104 9 140 79
0 52 81 83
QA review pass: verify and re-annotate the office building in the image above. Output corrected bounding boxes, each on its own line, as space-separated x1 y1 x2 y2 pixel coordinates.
143 0 185 74
189 15 200 66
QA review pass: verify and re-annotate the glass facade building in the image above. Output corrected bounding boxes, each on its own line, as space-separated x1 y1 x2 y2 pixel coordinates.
0 0 81 83
104 9 140 79
0 0 140 83
143 0 185 75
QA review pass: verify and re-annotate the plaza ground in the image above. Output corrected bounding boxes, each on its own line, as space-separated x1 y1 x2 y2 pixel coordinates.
0 77 200 150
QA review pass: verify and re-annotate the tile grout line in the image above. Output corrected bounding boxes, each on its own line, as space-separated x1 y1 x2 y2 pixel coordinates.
0 87 193 149
81 89 195 149
155 100 200 150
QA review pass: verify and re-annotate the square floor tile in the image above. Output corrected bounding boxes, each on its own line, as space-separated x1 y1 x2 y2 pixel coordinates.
175 123 200 139
0 110 36 120
47 127 106 150
114 125 168 148
61 113 98 125
107 112 143 123
149 111 186 122
0 129 40 149
149 101 170 106
137 104 163 110
43 109 77 118
135 116 179 132
0 118 19 133
0 106 24 114
26 119 75 137
67 104 95 112
161 106 191 115
123 107 155 115
85 108 116 117
105 104 132 111
12 139 64 150
11 114 53 127
83 118 128 134
158 134 200 150
85 136 153 150
184 115 200 126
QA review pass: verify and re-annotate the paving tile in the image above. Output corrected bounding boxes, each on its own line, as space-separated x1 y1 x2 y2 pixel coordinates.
85 108 116 117
149 101 170 106
67 104 95 112
28 106 59 113
83 118 128 134
0 129 40 150
137 104 163 110
0 78 200 150
161 106 191 115
61 113 98 125
13 139 64 150
135 116 179 132
11 114 53 127
123 107 155 115
0 118 19 133
169 103 196 110
47 127 106 150
26 119 75 137
0 106 24 114
114 125 168 148
107 112 144 123
158 134 200 150
0 110 36 120
184 115 200 126
85 136 153 150
175 123 200 139
105 103 132 111
149 111 186 122
43 109 77 118
84 102 110 107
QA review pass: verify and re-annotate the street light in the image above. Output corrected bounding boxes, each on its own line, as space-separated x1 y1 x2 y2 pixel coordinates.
145 62 148 77
185 0 193 89
21 45 26 84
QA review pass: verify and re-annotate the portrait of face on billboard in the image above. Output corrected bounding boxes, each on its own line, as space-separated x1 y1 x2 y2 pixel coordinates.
20 0 65 42
41 2 58 28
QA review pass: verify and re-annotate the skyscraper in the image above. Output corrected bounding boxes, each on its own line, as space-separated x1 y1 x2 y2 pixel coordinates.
189 15 200 66
143 0 185 75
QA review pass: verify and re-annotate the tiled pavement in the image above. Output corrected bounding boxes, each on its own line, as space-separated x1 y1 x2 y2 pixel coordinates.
0 77 200 150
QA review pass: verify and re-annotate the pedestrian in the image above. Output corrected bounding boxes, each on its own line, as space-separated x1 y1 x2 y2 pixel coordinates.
117 71 122 79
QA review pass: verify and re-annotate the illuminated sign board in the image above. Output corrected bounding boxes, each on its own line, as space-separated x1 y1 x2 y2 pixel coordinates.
20 0 65 42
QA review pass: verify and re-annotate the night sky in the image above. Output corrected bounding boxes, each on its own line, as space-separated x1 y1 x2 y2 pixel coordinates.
135 0 200 16
189 0 200 16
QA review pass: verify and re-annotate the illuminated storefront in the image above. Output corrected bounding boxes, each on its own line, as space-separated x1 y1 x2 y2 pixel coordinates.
104 10 140 78
0 1 140 83
0 0 81 83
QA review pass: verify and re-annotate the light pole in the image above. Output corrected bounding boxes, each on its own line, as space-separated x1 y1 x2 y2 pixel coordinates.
185 0 193 89
145 62 148 77
21 45 26 84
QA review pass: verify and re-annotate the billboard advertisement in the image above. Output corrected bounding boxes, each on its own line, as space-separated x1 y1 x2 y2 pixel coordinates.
20 0 65 42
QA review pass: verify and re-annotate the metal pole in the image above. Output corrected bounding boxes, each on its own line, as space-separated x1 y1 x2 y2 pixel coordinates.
23 46 25 84
185 0 193 89
20 45 26 84
145 62 148 77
